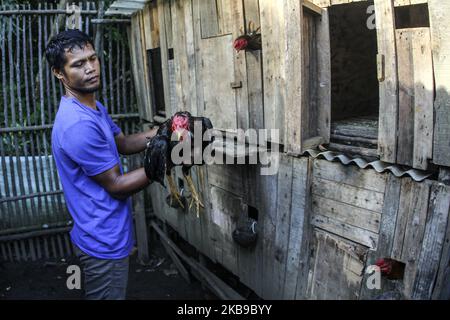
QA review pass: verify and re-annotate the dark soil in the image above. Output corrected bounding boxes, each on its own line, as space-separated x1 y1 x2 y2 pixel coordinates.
0 239 215 300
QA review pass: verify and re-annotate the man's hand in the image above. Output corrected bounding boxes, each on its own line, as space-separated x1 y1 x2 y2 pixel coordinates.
115 126 158 155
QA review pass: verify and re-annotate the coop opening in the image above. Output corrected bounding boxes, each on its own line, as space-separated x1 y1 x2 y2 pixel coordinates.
395 3 430 29
146 48 166 119
375 258 406 281
248 205 259 221
328 1 379 157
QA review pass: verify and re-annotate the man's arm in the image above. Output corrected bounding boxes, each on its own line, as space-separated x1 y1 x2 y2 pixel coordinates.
115 127 158 155
91 164 150 201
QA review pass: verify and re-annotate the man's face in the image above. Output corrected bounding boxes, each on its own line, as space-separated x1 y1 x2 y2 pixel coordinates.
54 43 100 94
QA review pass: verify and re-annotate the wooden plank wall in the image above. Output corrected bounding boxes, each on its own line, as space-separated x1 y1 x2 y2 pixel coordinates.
130 0 450 172
396 28 433 170
150 155 313 300
311 160 386 250
135 0 450 300
308 160 385 299
150 156 450 300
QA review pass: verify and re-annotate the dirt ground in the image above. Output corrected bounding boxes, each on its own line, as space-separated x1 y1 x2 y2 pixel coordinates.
0 239 215 300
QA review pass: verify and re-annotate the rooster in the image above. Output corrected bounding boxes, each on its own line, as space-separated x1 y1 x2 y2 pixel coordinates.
375 258 405 280
144 111 213 217
233 21 261 52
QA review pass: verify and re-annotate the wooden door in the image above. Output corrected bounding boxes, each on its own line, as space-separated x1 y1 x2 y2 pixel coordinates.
260 0 331 152
375 0 434 170
307 230 368 300
193 0 248 132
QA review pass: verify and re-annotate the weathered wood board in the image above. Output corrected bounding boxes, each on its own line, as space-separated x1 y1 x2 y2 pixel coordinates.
243 0 264 130
396 28 434 170
310 160 386 249
430 0 450 167
307 229 367 300
259 0 286 143
374 0 398 163
412 183 450 299
128 17 152 121
171 0 199 115
208 185 242 274
199 35 238 130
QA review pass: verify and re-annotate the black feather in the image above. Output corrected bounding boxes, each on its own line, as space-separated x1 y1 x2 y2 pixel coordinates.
144 112 214 186
144 135 169 186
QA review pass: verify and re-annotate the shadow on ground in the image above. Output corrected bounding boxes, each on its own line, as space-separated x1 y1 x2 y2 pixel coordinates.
0 239 215 300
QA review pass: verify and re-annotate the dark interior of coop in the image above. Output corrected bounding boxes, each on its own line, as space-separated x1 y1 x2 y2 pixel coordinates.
329 1 379 150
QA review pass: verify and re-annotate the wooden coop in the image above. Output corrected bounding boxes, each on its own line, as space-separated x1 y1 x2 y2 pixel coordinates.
110 0 450 299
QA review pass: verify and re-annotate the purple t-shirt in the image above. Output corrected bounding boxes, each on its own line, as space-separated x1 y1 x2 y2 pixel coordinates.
52 96 134 259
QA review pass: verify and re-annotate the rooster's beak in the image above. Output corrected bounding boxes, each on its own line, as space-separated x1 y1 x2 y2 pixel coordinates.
175 131 182 141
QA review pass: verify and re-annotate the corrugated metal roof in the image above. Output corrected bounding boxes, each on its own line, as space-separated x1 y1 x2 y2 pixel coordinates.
304 148 433 182
105 0 150 16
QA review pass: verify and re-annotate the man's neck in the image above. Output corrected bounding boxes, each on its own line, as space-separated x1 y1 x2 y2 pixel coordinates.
65 90 97 110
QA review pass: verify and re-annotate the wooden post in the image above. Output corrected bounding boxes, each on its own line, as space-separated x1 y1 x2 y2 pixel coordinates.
284 0 304 155
132 154 150 264
430 0 450 167
432 168 450 299
412 184 450 299
374 0 398 163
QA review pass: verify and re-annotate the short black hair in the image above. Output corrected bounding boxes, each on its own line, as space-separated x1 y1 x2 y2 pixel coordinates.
45 29 95 71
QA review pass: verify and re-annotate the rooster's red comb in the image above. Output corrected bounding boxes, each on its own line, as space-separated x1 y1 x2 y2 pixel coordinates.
171 114 189 132
375 258 386 267
233 38 248 52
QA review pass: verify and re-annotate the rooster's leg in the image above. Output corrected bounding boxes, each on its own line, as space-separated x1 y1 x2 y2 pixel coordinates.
166 174 185 209
183 172 204 218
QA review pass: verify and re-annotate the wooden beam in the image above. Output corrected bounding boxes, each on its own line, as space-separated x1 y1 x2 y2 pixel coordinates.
433 167 450 299
359 174 402 299
430 0 450 166
284 0 303 155
374 0 398 163
243 0 264 130
327 143 379 158
132 156 150 264
316 7 331 143
412 184 450 299
230 0 250 130
0 227 71 242
311 0 331 7
260 0 286 143
150 220 245 300
303 0 323 15
396 28 433 170
160 229 191 283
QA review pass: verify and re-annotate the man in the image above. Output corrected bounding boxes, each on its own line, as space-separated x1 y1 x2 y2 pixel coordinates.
46 29 156 300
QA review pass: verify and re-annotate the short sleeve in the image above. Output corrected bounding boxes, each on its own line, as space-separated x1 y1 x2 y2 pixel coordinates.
62 121 119 176
101 105 121 136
